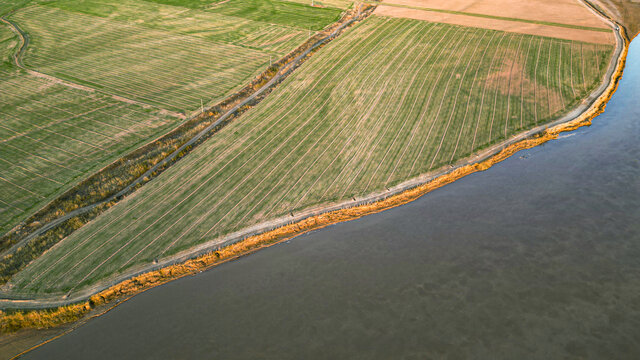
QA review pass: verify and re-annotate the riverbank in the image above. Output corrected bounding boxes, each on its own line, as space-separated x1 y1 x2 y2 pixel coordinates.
0 0 628 335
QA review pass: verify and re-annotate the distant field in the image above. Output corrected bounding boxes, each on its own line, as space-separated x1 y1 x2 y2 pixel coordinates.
375 0 614 44
380 0 610 29
203 0 344 30
593 0 640 37
0 0 31 16
1 18 181 234
147 0 354 11
9 16 613 295
9 0 341 113
283 0 354 10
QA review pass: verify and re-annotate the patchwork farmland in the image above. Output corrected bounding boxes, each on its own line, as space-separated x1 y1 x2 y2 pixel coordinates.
0 70 178 235
6 15 614 296
0 0 341 235
12 0 341 112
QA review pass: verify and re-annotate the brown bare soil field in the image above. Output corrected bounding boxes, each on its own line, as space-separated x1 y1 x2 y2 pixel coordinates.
374 5 615 44
382 0 611 29
592 0 640 36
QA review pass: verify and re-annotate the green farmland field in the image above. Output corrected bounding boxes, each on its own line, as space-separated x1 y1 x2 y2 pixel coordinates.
0 0 339 234
2 2 181 235
0 69 180 235
7 16 613 296
0 24 16 66
9 0 342 113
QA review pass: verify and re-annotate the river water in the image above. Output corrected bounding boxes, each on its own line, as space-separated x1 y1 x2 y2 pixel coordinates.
20 40 640 359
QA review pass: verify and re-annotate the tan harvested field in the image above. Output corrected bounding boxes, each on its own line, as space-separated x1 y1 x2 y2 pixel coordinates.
381 0 610 29
375 5 615 44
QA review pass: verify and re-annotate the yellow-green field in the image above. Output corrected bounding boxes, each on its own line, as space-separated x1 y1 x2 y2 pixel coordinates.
12 0 342 112
0 0 341 236
0 29 179 235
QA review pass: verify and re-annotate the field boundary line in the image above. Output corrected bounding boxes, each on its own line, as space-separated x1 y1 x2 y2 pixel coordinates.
0 176 44 199
0 158 62 186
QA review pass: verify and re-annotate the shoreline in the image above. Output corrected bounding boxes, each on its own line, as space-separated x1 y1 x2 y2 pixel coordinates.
0 0 629 334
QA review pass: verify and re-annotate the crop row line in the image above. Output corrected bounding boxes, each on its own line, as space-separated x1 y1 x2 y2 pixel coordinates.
505 36 525 138
293 21 434 208
364 25 447 191
449 31 499 163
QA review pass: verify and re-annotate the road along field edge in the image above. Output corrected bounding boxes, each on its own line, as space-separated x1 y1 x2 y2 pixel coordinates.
0 4 376 273
0 0 628 333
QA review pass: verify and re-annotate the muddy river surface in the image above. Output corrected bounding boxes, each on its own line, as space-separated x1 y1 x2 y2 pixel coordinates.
21 40 640 359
